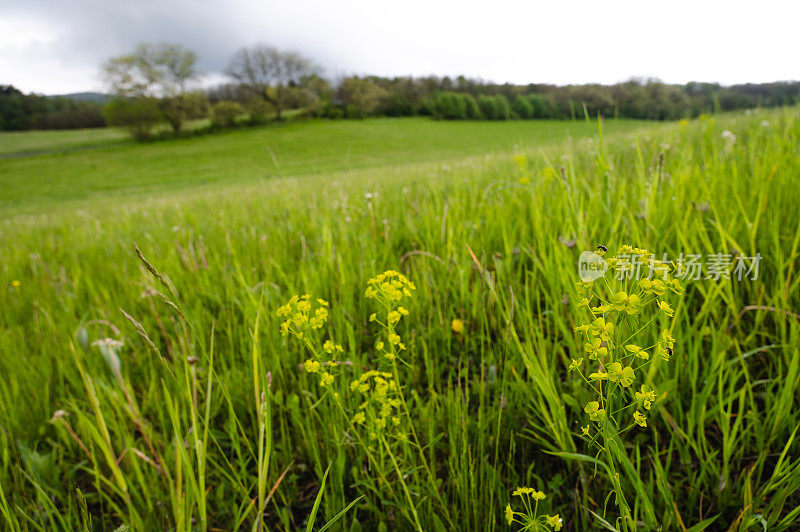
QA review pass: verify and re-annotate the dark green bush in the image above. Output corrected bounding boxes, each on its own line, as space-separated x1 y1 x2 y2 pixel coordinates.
463 94 481 119
512 95 534 119
493 94 511 120
103 97 163 141
433 92 467 119
477 95 497 120
210 101 244 128
526 94 549 118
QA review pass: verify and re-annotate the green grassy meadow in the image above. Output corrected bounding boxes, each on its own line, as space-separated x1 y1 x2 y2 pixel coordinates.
1 111 800 531
0 118 653 215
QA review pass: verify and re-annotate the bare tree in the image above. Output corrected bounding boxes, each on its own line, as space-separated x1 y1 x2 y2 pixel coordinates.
102 43 199 135
226 45 316 121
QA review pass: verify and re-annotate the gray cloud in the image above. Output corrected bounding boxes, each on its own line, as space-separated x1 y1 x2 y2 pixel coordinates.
2 0 344 92
2 0 798 94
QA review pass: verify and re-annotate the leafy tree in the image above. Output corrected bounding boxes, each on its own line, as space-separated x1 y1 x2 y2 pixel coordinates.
0 85 28 130
463 94 481 119
493 95 512 120
336 77 388 118
299 74 333 117
512 95 534 119
433 92 467 119
103 98 163 141
477 95 497 120
101 43 199 135
210 101 244 128
526 94 550 118
226 45 317 121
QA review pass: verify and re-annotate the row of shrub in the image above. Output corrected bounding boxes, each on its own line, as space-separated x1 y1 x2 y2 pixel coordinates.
7 77 800 134
208 76 800 124
433 92 559 120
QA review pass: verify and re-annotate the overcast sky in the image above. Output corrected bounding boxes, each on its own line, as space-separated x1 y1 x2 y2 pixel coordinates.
1 0 797 95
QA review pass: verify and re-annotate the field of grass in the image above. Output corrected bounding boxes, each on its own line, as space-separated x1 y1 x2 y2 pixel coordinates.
0 118 654 215
1 110 799 531
0 128 129 157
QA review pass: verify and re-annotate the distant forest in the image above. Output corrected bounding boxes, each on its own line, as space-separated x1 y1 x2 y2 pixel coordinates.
3 63 799 132
0 86 107 131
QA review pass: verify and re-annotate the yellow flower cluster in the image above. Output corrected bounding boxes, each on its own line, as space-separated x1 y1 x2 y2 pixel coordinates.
277 294 345 392
354 270 418 439
279 271 443 524
504 486 562 530
571 244 684 434
366 270 416 363
276 295 329 338
349 370 402 437
365 270 415 304
301 349 340 388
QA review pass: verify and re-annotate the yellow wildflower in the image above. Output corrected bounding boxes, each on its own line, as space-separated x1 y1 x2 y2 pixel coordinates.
588 370 608 381
302 359 321 373
574 324 590 334
590 304 612 315
584 337 607 360
590 317 615 342
607 362 635 387
625 344 649 360
611 291 640 314
584 401 606 422
668 278 684 295
633 410 647 428
451 319 464 334
660 329 675 349
512 487 534 497
546 514 563 531
505 503 514 525
635 385 657 410
651 279 667 296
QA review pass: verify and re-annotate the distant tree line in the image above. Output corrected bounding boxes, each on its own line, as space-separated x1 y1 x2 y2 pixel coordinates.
3 42 799 137
0 85 106 130
206 70 800 123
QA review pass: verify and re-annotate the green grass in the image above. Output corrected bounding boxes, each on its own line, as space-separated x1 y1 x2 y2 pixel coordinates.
1 110 799 531
0 127 129 157
0 118 653 215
